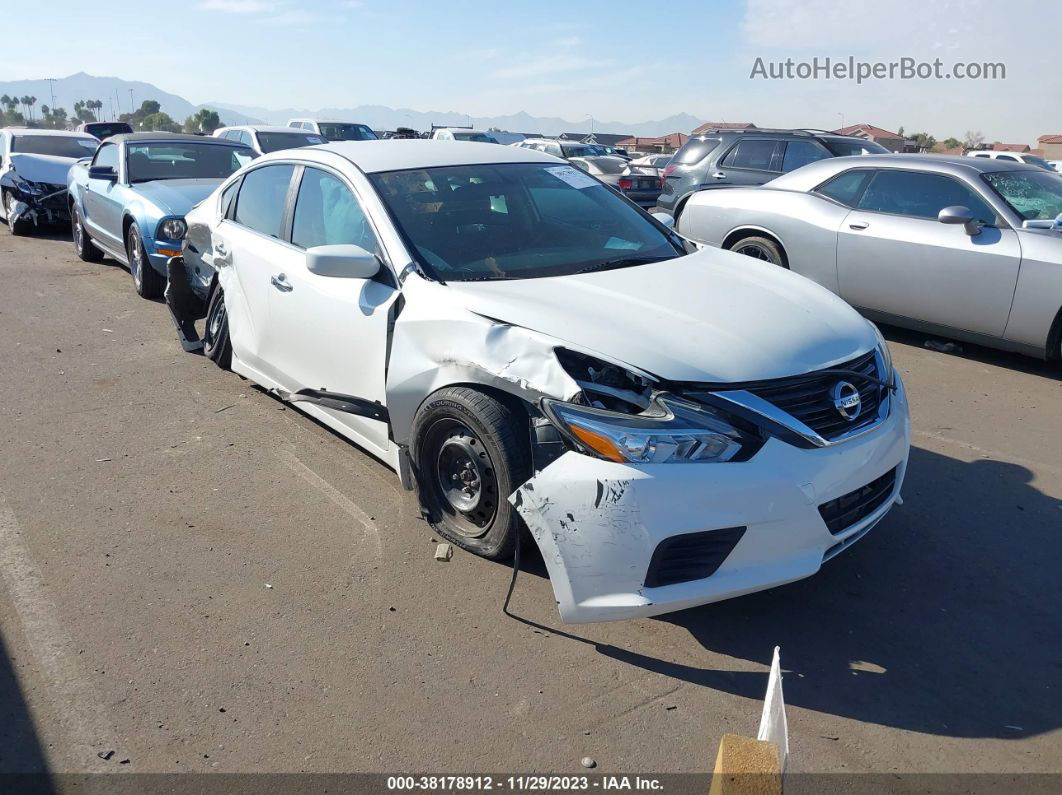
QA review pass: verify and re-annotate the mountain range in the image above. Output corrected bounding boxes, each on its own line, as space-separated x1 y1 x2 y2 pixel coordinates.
0 73 708 137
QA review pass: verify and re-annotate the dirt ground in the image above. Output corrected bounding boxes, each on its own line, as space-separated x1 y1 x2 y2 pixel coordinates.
0 227 1059 779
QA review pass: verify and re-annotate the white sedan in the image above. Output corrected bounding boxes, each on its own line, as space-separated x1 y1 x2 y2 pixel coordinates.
172 140 910 623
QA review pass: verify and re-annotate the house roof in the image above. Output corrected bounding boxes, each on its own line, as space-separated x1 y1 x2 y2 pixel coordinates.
614 132 689 148
1038 134 1062 144
690 121 756 134
990 142 1030 152
832 123 902 139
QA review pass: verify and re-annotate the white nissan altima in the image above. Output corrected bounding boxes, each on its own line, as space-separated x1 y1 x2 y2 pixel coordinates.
171 140 910 623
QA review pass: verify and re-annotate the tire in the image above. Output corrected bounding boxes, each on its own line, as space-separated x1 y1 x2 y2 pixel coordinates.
3 191 29 237
412 387 531 560
728 235 787 268
202 284 232 370
126 224 164 299
71 204 103 262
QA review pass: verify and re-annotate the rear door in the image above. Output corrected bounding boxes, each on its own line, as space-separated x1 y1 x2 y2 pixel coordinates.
836 168 1021 337
712 138 784 186
215 162 299 381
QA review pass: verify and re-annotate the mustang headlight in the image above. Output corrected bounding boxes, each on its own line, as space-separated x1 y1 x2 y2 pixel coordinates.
542 394 748 464
157 218 187 241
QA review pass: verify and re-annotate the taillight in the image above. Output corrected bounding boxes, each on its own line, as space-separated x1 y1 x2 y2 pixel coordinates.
618 177 632 191
660 162 676 189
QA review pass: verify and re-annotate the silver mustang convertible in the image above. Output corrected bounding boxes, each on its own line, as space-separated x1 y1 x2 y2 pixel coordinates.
677 155 1062 361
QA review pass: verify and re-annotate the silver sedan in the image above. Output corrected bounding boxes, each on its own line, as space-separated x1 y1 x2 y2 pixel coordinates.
677 155 1062 361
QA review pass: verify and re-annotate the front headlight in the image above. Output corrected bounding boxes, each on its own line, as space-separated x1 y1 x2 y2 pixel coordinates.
157 218 187 241
542 394 747 464
14 178 43 196
870 323 894 385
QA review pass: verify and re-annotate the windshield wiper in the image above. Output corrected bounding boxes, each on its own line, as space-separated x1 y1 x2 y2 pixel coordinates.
573 256 671 275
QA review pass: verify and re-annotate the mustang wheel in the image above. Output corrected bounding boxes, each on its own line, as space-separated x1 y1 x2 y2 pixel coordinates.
729 235 787 268
126 224 164 299
202 284 232 369
412 387 531 560
71 205 103 262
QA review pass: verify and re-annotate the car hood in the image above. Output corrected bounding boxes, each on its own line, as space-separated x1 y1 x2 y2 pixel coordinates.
444 249 878 383
8 154 79 186
131 179 224 217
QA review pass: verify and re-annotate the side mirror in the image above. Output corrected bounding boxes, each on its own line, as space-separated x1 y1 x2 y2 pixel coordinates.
938 205 980 236
88 165 117 182
651 211 675 230
305 244 380 279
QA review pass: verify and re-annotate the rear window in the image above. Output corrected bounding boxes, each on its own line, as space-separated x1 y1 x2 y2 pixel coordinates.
673 138 720 165
822 138 890 157
84 123 133 138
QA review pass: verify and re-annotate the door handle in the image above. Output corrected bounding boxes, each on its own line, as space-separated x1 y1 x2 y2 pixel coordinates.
711 171 727 179
271 274 293 292
849 221 870 230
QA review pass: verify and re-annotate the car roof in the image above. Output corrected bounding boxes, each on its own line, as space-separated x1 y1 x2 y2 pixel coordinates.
219 125 317 134
259 139 560 173
767 153 1045 191
106 132 251 145
3 127 96 138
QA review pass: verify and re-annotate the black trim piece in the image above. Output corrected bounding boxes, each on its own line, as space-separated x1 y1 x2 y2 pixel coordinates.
163 256 205 352
643 526 747 588
818 468 897 536
274 388 389 424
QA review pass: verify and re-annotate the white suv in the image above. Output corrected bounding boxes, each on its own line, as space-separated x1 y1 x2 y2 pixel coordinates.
967 150 1055 171
430 128 499 143
286 119 378 142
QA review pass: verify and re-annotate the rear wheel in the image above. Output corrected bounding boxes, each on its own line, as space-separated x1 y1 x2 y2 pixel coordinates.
728 235 787 268
202 284 232 369
412 387 531 560
126 224 164 298
71 204 103 262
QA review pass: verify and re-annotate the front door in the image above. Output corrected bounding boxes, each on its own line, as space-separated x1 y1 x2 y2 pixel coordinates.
265 165 397 453
82 142 124 249
837 168 1021 338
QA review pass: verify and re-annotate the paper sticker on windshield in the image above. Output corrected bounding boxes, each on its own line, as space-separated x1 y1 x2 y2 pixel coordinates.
605 237 641 250
546 165 598 190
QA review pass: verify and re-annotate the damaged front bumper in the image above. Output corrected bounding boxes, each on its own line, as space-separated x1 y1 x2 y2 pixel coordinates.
513 374 910 623
3 182 69 228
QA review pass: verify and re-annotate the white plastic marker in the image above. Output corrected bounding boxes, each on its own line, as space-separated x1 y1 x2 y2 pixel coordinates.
757 646 789 773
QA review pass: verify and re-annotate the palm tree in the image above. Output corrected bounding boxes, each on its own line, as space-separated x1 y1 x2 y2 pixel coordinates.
26 96 36 122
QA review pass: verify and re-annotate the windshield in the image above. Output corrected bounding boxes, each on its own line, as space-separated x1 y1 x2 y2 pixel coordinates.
127 142 255 182
370 162 682 282
560 144 595 158
317 123 378 141
257 131 326 153
983 171 1062 220
823 139 890 157
1020 155 1054 171
453 132 498 143
12 135 98 159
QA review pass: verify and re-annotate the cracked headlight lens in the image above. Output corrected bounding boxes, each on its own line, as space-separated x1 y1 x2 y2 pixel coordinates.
542 394 747 464
158 218 187 241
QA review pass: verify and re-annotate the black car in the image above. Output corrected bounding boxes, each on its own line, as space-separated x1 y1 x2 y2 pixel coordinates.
656 128 890 218
77 121 134 140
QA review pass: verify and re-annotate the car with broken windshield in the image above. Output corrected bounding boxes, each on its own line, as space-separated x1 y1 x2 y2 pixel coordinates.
169 140 910 624
67 132 255 298
1 128 99 235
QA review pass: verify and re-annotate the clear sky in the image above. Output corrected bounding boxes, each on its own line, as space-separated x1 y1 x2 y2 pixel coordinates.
2 0 1059 143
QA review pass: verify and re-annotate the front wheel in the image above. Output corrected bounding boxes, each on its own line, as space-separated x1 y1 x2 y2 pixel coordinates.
412 387 531 560
126 224 165 299
728 235 787 268
3 191 29 236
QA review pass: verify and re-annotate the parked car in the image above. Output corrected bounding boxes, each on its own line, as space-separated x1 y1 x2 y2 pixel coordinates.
657 128 891 219
1049 161 1062 173
966 150 1056 171
626 153 672 178
168 139 909 624
514 137 620 162
214 125 326 154
0 128 99 235
76 121 134 140
286 118 378 141
430 128 500 143
677 155 1062 361
67 132 255 298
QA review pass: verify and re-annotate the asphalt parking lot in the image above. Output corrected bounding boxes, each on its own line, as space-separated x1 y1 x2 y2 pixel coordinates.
0 228 1059 778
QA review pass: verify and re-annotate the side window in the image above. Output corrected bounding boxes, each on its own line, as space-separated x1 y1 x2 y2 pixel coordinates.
816 169 873 207
721 140 783 171
238 131 253 147
233 165 295 238
545 143 563 157
92 143 119 171
858 170 999 225
782 140 831 172
974 153 990 158
997 155 1017 162
219 179 240 219
291 167 380 255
